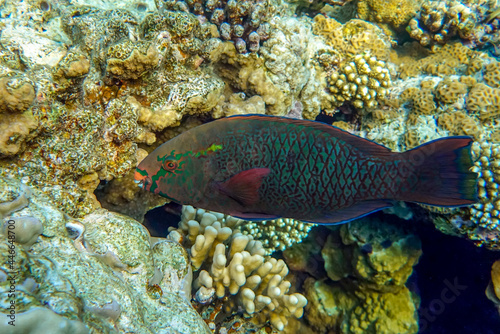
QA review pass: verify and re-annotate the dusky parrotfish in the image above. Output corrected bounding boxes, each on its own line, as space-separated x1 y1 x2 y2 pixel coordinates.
135 115 478 224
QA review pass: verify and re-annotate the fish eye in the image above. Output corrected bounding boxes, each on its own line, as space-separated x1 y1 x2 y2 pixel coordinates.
162 159 177 171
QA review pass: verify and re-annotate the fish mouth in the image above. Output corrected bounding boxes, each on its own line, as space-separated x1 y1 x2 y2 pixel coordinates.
134 170 147 189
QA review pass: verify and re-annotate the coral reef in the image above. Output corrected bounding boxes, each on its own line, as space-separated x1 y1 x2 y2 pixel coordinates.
356 0 419 38
312 16 392 62
327 53 390 109
1 0 500 332
358 40 500 250
0 74 37 157
0 0 225 217
155 0 277 53
0 177 210 333
407 0 477 47
406 0 499 49
241 218 316 255
168 205 308 331
486 259 500 315
284 217 421 334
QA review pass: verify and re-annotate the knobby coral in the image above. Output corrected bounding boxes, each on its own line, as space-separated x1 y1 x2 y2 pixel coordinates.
168 205 308 331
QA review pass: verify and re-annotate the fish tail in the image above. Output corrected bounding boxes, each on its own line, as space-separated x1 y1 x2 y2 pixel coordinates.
399 137 478 206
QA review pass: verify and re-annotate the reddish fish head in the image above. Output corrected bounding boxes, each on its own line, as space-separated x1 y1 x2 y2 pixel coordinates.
134 130 218 205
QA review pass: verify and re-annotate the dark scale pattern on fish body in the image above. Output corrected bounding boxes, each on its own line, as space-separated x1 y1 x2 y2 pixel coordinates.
209 119 402 220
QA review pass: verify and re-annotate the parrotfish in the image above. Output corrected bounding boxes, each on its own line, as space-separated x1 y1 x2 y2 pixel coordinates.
135 115 477 224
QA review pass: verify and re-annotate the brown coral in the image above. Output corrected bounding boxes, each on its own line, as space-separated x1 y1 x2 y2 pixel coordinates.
434 78 468 104
407 0 477 47
357 0 418 36
394 42 481 79
0 76 36 113
313 16 392 62
484 61 500 88
0 113 38 157
106 41 161 80
438 110 482 139
467 83 500 120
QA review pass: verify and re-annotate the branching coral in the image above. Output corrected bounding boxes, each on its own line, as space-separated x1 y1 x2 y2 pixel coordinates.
168 205 308 331
328 53 390 109
241 218 316 255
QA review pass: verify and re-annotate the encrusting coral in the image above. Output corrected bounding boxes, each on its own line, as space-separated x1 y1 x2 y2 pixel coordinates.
0 177 210 333
155 0 276 53
356 0 419 38
168 205 308 332
0 74 37 157
284 217 421 334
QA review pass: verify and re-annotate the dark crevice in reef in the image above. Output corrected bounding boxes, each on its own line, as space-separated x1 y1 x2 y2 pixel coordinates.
413 219 500 334
143 202 182 237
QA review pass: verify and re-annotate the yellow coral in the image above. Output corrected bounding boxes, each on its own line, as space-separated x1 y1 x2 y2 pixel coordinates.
467 83 500 120
357 0 418 36
313 16 392 62
438 111 482 139
0 76 35 113
328 54 390 109
484 61 500 88
434 78 468 104
409 88 436 115
393 42 482 79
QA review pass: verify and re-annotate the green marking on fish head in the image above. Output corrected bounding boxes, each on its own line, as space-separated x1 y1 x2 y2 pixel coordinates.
135 139 223 204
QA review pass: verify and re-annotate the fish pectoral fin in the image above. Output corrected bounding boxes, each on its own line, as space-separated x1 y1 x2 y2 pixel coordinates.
214 168 271 207
314 200 393 225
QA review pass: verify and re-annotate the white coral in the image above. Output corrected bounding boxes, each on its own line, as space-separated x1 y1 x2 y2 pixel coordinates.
169 205 308 331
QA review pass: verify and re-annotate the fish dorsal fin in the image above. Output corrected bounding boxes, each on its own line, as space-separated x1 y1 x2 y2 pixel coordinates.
226 114 392 157
215 168 271 206
310 200 392 225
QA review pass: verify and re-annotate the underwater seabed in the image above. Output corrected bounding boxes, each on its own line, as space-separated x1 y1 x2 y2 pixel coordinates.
1 0 500 332
143 205 500 334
